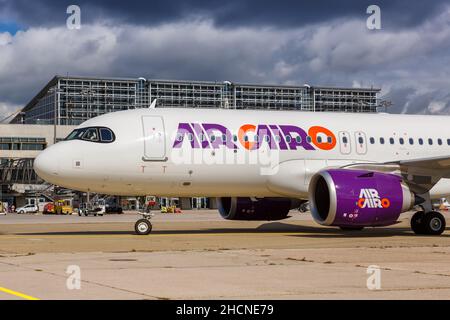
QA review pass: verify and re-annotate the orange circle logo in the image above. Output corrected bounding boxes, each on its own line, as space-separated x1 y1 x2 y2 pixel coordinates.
308 126 336 151
238 124 256 150
381 198 390 208
357 198 365 208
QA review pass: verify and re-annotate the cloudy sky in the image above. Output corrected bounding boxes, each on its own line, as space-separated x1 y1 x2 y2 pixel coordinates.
1 0 450 116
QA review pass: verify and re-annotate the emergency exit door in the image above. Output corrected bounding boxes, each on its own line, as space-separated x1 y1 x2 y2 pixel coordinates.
338 131 351 155
142 116 167 161
355 131 367 155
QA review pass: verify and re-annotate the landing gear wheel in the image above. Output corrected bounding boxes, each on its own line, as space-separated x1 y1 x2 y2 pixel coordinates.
411 211 426 235
340 226 364 231
135 219 152 235
423 211 446 235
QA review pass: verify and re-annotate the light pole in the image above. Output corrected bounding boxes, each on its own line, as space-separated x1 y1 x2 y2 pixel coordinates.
52 87 64 144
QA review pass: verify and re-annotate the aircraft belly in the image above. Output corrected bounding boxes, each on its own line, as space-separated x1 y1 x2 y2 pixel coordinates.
429 178 450 198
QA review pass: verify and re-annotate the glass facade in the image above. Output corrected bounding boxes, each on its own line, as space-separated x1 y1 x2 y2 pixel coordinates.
0 158 40 185
147 81 315 110
25 90 57 125
13 76 381 125
0 137 46 151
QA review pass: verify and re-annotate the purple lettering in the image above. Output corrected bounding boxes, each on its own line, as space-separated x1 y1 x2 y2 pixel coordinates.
172 123 199 148
191 123 211 149
279 125 315 150
202 123 237 149
269 125 289 150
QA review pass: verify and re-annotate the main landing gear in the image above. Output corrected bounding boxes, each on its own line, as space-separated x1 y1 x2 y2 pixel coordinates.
411 211 446 235
135 212 154 235
411 192 446 235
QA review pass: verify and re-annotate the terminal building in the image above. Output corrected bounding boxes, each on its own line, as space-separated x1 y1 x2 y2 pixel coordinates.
2 75 381 210
10 75 380 125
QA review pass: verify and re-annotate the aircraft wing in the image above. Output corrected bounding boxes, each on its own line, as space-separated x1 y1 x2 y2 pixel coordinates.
392 155 450 177
342 155 450 194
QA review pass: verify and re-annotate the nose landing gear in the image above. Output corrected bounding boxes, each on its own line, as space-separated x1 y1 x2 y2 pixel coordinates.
135 212 154 235
411 211 446 235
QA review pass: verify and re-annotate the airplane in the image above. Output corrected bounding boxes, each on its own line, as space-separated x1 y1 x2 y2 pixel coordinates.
34 101 449 235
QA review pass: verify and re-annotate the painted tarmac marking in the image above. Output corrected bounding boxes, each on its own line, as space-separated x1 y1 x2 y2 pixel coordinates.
0 287 40 300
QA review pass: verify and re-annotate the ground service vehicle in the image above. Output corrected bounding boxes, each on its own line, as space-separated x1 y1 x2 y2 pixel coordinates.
16 204 38 214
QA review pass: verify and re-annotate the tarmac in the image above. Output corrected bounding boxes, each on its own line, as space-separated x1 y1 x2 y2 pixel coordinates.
0 210 450 300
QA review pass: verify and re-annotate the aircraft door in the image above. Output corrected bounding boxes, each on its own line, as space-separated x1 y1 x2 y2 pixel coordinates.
355 131 367 155
142 116 167 161
338 131 351 155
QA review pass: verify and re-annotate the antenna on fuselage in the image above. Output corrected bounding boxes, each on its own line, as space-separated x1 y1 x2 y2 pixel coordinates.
149 99 157 109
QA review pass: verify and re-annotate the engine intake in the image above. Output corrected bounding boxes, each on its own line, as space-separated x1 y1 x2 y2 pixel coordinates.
217 197 299 221
309 169 415 227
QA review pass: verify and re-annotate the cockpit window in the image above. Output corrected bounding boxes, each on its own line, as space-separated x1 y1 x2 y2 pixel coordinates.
66 129 86 140
82 128 99 142
65 127 115 143
99 128 114 142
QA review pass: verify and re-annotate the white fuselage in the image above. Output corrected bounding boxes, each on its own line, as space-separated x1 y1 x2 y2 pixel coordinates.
34 108 450 199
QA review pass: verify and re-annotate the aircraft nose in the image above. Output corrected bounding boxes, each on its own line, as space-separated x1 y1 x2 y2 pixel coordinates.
34 147 60 182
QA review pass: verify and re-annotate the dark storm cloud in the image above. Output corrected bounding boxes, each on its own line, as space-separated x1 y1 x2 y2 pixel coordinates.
1 1 450 116
1 0 448 29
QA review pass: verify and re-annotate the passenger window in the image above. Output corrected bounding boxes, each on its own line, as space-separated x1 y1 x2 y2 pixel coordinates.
342 136 348 144
285 135 292 143
233 135 238 142
380 137 385 144
438 138 443 145
428 138 433 145
358 137 364 144
210 135 216 142
82 128 99 142
222 134 227 142
327 136 332 143
399 138 404 145
389 138 394 145
188 133 194 141
295 136 301 143
317 136 323 143
409 138 414 145
369 137 375 144
265 135 271 142
306 136 312 143
447 139 450 146
419 138 423 145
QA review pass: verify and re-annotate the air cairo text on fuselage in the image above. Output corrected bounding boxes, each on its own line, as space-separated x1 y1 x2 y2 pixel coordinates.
173 123 337 151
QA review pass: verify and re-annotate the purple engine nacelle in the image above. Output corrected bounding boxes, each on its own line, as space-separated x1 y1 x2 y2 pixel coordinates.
308 169 415 227
217 197 301 221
